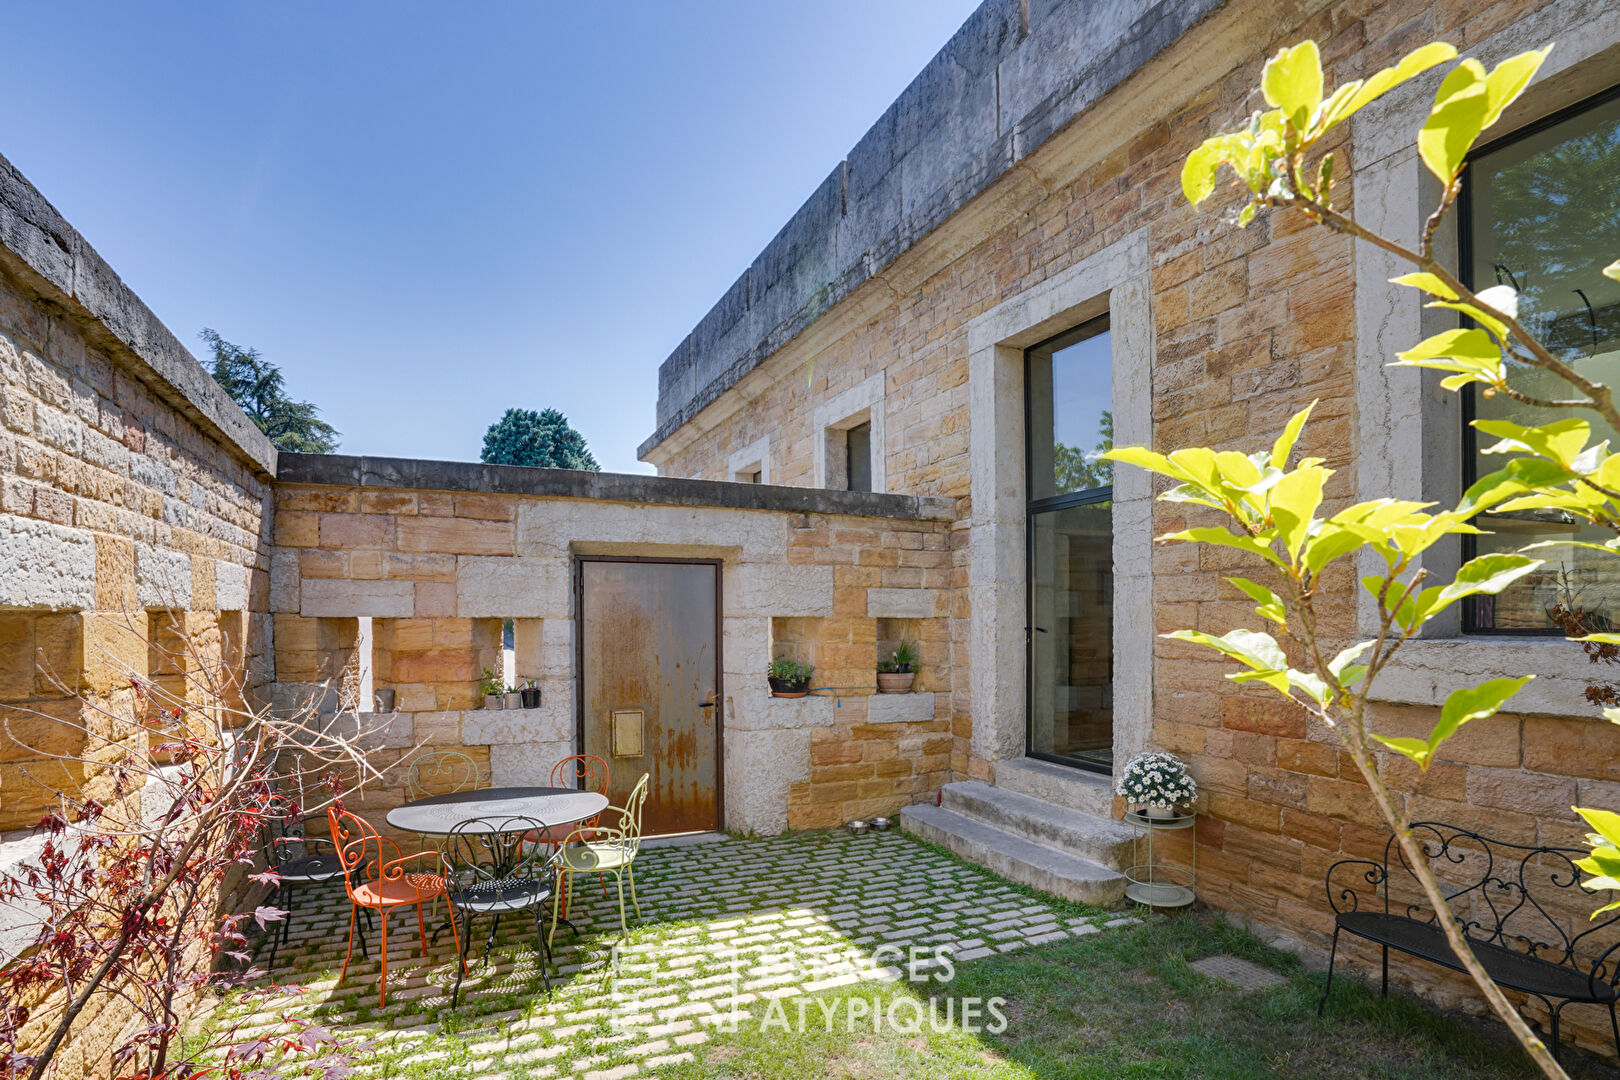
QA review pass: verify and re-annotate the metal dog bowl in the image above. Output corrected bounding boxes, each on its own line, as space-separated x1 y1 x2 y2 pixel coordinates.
847 819 870 835
869 816 893 832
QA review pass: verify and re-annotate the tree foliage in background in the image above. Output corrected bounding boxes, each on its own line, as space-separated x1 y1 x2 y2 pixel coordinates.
202 329 340 454
1121 36 1620 1079
1055 409 1114 492
480 408 600 471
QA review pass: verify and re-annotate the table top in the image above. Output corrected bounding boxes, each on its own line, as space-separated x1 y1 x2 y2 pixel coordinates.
386 785 609 836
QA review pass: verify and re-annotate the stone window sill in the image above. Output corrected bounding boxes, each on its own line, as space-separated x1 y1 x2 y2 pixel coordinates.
1370 637 1603 719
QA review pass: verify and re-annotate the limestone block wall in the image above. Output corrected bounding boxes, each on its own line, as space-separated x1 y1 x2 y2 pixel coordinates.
0 258 273 831
638 0 1620 1053
268 472 954 837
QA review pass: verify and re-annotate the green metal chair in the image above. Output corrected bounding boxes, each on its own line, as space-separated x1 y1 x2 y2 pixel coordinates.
548 772 649 949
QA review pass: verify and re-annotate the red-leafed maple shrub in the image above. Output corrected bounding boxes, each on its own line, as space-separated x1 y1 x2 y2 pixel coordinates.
0 615 393 1079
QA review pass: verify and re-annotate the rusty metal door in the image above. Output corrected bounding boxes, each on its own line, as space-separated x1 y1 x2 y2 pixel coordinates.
577 558 720 835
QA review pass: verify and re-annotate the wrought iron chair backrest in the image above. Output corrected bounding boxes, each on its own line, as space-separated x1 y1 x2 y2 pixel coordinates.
406 749 480 801
608 772 650 859
262 812 314 867
550 754 609 797
1327 821 1620 977
328 806 411 894
443 815 555 891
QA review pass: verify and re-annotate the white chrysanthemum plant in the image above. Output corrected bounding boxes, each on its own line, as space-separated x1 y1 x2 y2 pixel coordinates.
1117 752 1197 819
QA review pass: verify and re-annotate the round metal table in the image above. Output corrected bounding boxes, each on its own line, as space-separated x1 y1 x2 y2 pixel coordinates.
386 786 608 836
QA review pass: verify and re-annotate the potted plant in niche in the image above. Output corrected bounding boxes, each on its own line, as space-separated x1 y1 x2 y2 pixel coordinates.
480 668 504 710
502 684 523 710
767 656 814 698
876 640 918 693
520 678 541 708
1117 751 1197 820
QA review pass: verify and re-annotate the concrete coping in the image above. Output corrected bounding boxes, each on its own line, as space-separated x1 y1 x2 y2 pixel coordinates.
277 452 956 522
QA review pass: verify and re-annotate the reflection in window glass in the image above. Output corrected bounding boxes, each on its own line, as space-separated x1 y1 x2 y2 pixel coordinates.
1467 94 1620 632
1028 319 1113 501
1028 502 1113 768
846 422 872 493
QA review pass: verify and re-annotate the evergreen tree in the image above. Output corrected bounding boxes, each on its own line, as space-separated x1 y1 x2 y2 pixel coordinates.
481 407 600 470
201 329 340 453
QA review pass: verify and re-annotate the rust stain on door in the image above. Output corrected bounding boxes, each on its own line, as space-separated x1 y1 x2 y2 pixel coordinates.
580 560 718 835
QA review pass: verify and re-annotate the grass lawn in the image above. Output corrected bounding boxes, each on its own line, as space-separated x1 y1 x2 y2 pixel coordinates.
663 908 1620 1080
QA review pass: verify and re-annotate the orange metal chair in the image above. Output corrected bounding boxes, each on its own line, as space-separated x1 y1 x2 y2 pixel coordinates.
329 806 464 1007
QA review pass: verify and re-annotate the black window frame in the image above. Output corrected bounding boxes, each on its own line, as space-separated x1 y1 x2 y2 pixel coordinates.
1459 82 1620 635
1023 313 1113 774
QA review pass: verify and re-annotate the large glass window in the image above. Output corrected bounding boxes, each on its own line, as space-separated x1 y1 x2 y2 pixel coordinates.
1464 90 1620 633
1026 316 1113 771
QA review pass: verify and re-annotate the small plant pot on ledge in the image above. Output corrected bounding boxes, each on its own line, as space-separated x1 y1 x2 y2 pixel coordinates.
502 691 523 710
483 694 503 710
876 671 915 694
520 685 542 708
768 677 811 698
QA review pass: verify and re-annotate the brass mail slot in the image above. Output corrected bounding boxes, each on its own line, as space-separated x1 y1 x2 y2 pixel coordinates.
610 709 645 758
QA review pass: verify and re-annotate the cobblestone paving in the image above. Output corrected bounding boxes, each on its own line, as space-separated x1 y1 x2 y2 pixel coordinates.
222 830 1138 1079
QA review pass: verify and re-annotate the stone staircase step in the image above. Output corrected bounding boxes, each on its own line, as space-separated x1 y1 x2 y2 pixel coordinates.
992 756 1114 816
899 803 1126 906
940 781 1135 868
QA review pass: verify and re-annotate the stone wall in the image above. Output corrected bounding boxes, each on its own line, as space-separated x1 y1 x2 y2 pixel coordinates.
639 0 1620 1055
269 460 955 838
0 154 276 1075
0 250 273 829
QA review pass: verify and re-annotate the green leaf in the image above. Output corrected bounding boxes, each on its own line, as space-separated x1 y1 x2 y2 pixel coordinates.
1328 641 1373 678
1576 633 1620 645
1605 260 1620 283
1262 40 1324 126
1270 402 1316 471
1269 466 1328 561
1182 138 1227 206
1474 417 1592 468
1161 526 1284 566
1419 59 1488 183
1301 521 1370 574
1458 457 1575 515
1606 707 1620 726
1481 48 1552 129
1164 628 1292 695
1389 272 1458 300
1396 327 1500 366
1317 42 1459 131
1226 576 1287 626
1575 806 1620 850
1428 676 1534 764
1370 734 1433 762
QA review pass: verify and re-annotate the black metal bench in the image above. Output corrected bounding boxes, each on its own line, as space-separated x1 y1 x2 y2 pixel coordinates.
1321 821 1620 1062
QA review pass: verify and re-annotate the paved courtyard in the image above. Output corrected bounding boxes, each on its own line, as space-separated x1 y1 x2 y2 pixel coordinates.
223 829 1139 1079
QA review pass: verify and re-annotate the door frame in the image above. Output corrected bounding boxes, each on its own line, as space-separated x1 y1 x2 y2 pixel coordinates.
572 555 725 832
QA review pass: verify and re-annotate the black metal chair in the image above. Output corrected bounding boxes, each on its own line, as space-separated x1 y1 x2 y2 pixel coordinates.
261 814 366 971
442 815 562 1005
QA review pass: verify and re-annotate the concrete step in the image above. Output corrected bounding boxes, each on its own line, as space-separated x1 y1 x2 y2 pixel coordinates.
900 803 1126 906
992 756 1114 816
940 781 1135 869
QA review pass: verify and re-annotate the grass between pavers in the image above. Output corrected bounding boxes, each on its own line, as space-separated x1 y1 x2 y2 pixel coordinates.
661 912 1620 1080
191 829 1620 1080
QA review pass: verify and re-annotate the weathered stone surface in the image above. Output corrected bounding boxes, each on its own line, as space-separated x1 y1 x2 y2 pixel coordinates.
299 579 414 618
0 514 95 611
722 564 833 617
866 587 938 619
136 540 193 610
455 556 548 618
866 691 935 725
460 705 569 745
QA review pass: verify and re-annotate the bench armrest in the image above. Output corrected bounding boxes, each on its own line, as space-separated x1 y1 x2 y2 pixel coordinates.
1324 858 1386 914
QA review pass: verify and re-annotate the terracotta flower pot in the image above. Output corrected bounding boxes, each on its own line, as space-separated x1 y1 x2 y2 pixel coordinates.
877 671 915 694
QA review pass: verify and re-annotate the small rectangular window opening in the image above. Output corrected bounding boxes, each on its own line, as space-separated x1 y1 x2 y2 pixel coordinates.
846 422 872 493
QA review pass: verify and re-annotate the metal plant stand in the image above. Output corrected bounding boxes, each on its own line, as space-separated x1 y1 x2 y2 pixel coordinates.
1124 809 1197 908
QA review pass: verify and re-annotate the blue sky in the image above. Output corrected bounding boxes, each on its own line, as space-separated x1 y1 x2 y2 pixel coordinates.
4 2 979 473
